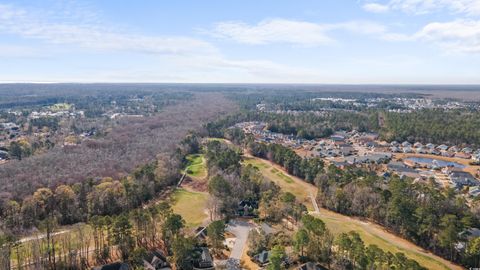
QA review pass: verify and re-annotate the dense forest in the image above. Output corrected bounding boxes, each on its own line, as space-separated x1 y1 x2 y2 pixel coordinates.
208 105 480 146
380 109 480 146
0 93 234 199
0 133 210 269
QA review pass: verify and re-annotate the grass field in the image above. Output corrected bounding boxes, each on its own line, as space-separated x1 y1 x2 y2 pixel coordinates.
244 157 314 210
184 154 207 178
171 188 209 228
243 155 462 270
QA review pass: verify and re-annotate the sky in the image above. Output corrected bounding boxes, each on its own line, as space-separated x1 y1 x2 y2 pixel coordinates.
0 0 479 84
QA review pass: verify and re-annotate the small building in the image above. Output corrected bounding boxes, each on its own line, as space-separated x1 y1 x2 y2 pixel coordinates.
237 199 258 217
415 147 427 154
449 146 459 153
426 143 436 149
401 141 412 148
254 250 270 266
0 150 8 160
437 144 449 151
469 186 480 197
390 146 401 153
441 151 455 157
456 228 480 251
298 262 328 270
330 135 345 143
338 146 354 156
192 248 214 270
413 142 423 148
143 250 171 270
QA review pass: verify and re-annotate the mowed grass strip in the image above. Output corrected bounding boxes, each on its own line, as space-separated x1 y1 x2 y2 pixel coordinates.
171 188 209 228
184 154 207 178
243 156 460 270
243 157 314 210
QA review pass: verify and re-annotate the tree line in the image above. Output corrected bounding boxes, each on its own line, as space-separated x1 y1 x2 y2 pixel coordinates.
0 132 240 270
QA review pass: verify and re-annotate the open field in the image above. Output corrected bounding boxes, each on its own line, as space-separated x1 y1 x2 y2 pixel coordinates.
183 154 207 178
243 156 314 210
242 155 463 270
171 188 209 229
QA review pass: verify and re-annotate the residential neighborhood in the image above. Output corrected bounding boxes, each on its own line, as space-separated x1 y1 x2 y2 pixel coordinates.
233 121 480 200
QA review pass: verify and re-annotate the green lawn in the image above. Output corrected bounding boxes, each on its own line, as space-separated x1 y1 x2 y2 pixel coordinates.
171 188 209 228
184 154 207 178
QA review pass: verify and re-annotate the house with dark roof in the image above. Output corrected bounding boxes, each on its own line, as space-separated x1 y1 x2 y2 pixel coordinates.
449 146 459 152
437 144 449 151
401 141 412 148
0 150 8 160
456 228 480 251
192 247 214 270
143 250 171 270
298 262 328 270
254 250 270 266
237 199 258 217
413 142 423 148
449 171 479 188
390 146 401 153
426 143 436 149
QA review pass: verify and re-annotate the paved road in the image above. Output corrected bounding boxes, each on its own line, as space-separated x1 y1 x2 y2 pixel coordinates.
227 219 253 260
19 230 70 243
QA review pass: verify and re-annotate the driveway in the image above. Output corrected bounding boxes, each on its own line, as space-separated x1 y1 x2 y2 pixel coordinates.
226 219 254 260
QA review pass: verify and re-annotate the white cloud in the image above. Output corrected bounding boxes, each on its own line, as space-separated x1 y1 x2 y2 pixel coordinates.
363 3 390 13
0 4 216 56
413 19 480 53
208 19 333 46
332 21 387 35
0 4 333 83
208 19 387 46
382 19 480 53
364 0 480 15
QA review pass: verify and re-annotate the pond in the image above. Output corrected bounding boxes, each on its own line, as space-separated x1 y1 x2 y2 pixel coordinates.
405 157 465 169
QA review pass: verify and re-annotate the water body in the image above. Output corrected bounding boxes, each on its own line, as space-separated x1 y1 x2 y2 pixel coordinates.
405 157 465 168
